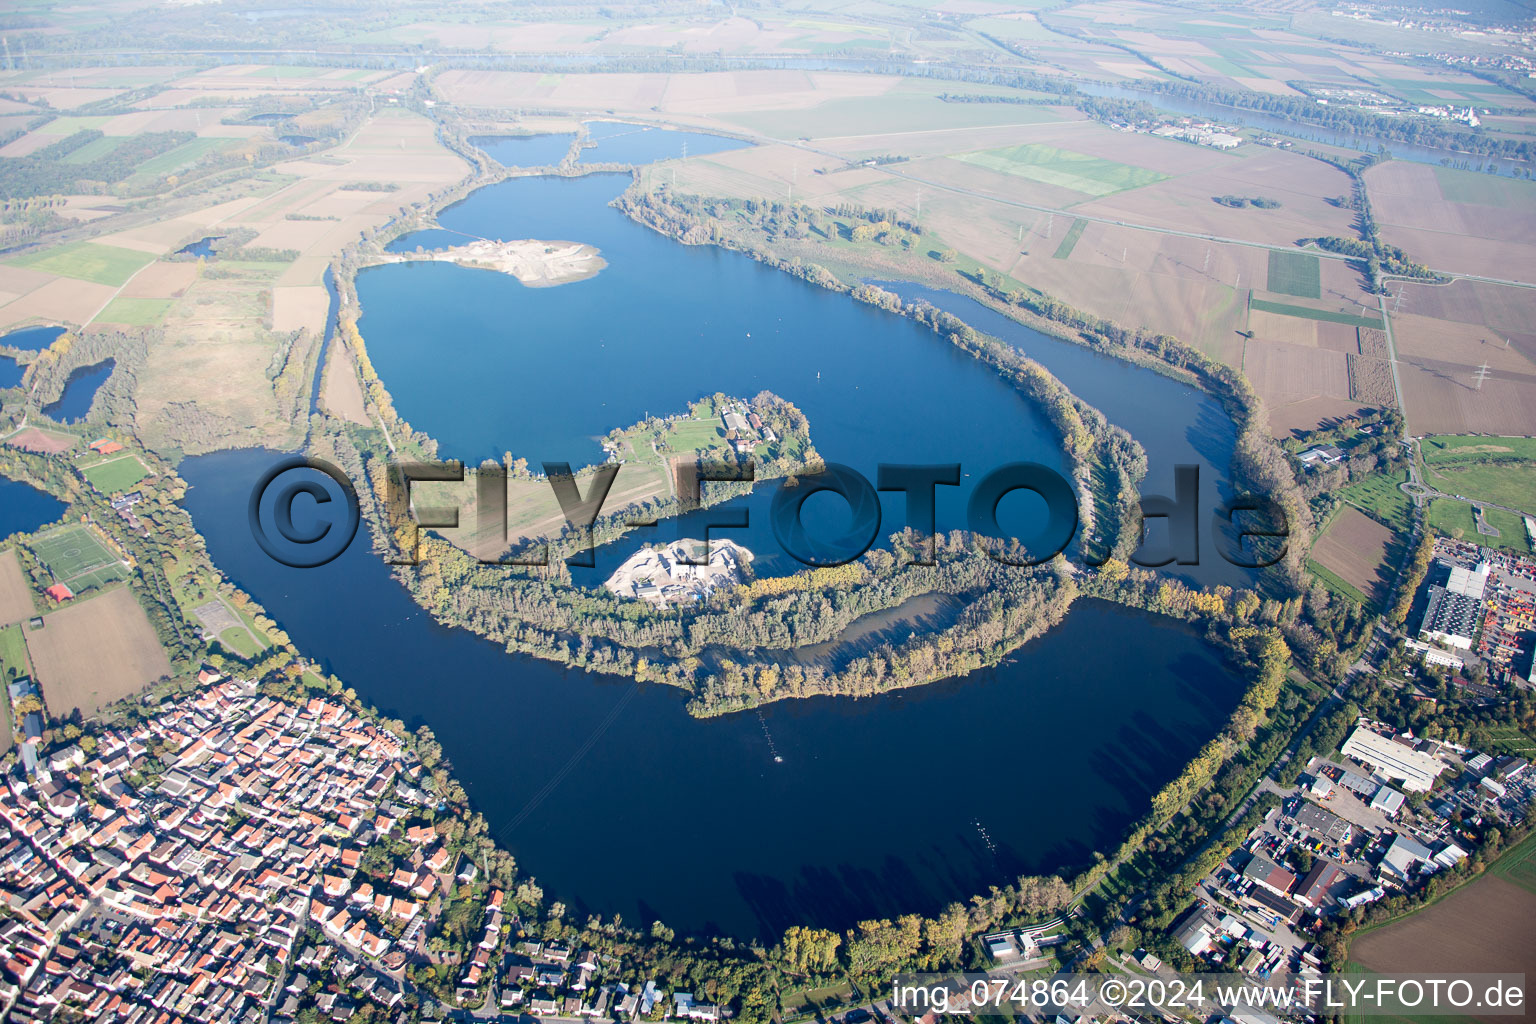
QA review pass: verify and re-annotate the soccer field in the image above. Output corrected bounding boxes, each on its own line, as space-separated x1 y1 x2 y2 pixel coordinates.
82 455 149 494
30 524 128 591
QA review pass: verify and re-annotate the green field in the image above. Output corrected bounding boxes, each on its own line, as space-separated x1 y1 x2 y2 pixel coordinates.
1432 164 1536 207
37 116 112 135
95 297 172 326
1420 460 1536 515
128 137 229 179
1427 499 1533 553
724 80 1061 138
1488 823 1536 895
7 242 155 287
1266 249 1322 299
82 455 149 494
1053 217 1088 259
1250 296 1383 328
0 623 31 682
1481 724 1536 759
29 524 127 591
60 134 127 165
1420 434 1536 466
1339 468 1414 534
218 625 263 658
953 143 1169 197
1307 558 1372 607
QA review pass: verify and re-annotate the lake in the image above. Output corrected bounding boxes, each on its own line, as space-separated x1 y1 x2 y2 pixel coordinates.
581 122 749 165
0 356 21 390
41 359 115 423
0 325 66 353
360 172 1256 587
0 476 66 539
179 444 1243 938
176 167 1267 937
471 133 574 167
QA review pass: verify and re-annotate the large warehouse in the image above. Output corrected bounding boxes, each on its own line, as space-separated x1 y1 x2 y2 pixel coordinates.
1340 728 1447 792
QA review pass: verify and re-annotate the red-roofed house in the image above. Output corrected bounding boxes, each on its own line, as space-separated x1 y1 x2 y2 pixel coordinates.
45 584 73 603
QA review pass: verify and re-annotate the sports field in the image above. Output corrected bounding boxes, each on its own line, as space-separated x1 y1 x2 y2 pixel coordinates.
7 242 155 287
82 455 149 494
952 143 1168 197
24 585 171 716
30 524 128 591
1266 249 1321 299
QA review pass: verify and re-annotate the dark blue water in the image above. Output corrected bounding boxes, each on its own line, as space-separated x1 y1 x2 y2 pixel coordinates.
361 173 1254 587
362 173 1066 580
176 236 222 258
41 359 114 424
1 326 66 352
279 135 316 147
471 133 574 167
178 444 1242 938
0 356 22 390
581 122 749 164
874 284 1251 587
0 476 66 539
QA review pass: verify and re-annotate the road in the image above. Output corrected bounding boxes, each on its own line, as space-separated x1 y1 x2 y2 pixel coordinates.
1399 480 1534 519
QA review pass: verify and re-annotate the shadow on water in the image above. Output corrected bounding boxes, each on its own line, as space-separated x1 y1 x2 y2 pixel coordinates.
41 359 114 423
178 170 1257 936
179 447 1243 938
0 477 67 537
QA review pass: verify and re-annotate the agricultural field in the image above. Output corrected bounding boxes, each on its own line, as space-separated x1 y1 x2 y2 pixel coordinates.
1339 469 1415 535
23 585 171 716
1241 338 1356 435
1309 506 1398 606
1249 297 1382 330
5 241 155 287
1349 831 1536 996
1366 161 1536 284
951 143 1169 198
1053 218 1087 260
1266 250 1321 299
29 524 129 592
94 297 172 327
0 549 36 626
81 454 150 494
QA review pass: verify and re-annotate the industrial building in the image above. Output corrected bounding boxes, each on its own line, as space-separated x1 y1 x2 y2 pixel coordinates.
1293 802 1352 844
1340 728 1447 792
1418 585 1481 650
